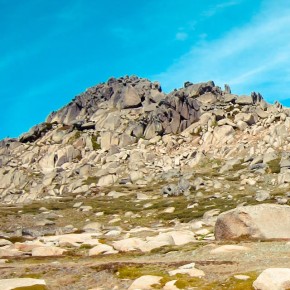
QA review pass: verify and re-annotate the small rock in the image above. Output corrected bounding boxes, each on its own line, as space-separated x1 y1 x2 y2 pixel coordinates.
79 206 93 212
161 184 179 196
128 275 162 290
255 190 270 202
83 222 102 232
210 245 250 254
73 202 83 208
163 207 175 213
88 244 116 256
136 192 150 200
107 191 126 198
32 246 66 257
234 275 250 280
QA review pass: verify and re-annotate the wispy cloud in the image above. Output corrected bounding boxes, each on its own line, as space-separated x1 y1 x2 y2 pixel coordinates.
175 32 188 41
153 1 290 102
203 0 240 17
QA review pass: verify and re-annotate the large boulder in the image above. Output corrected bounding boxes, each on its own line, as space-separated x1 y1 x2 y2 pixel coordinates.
215 204 290 241
121 85 141 109
235 95 253 105
253 268 290 290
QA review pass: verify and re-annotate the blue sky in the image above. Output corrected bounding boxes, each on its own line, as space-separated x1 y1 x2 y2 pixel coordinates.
1 0 290 139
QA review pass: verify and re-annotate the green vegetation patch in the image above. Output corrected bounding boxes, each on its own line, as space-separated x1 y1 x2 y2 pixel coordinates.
91 134 101 150
267 158 281 174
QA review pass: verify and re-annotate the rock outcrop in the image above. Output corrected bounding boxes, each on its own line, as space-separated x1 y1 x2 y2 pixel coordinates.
1 75 290 204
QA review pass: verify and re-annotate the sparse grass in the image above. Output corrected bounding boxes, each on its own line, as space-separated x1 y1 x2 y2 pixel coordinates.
68 131 81 144
91 134 101 150
117 264 168 279
116 263 258 290
150 242 204 255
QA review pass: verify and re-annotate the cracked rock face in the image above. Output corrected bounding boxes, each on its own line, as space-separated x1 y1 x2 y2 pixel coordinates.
45 76 201 138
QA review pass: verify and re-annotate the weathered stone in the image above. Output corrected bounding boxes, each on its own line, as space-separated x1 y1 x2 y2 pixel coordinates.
197 93 217 104
97 174 117 187
253 268 290 290
236 95 253 105
83 222 102 232
122 85 142 109
223 93 237 103
215 204 290 241
169 263 205 277
128 275 162 290
256 107 269 119
210 245 250 254
0 278 47 290
255 190 270 202
161 184 179 196
88 244 115 256
32 246 66 256
235 113 256 125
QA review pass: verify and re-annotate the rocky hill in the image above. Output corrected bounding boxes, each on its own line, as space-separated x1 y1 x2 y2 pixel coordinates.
1 75 289 203
2 76 290 289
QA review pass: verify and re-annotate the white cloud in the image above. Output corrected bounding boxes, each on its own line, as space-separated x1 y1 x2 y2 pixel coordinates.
203 0 240 17
176 32 188 41
153 1 290 103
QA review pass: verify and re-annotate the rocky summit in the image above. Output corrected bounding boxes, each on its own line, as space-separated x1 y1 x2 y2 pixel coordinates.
2 76 290 289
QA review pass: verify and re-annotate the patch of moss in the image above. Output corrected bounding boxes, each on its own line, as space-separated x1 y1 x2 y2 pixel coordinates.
267 158 281 174
80 244 94 249
84 176 99 185
11 286 48 290
155 271 258 290
117 264 167 280
91 134 101 150
150 243 203 255
68 131 81 144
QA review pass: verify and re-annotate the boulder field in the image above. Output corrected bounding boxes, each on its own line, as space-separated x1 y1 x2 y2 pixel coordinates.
2 76 290 289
